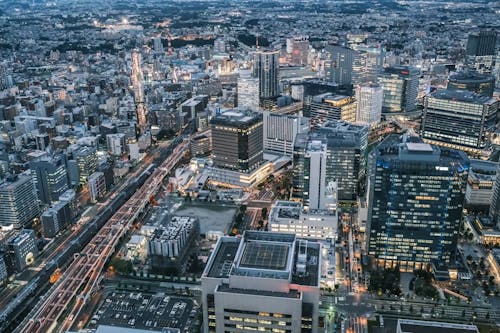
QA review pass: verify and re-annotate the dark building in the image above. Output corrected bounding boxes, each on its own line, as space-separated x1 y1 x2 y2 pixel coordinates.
421 89 498 155
447 71 495 97
317 121 369 201
367 135 469 271
41 201 73 238
211 110 263 173
380 66 420 114
253 50 280 100
292 133 308 201
324 45 354 85
30 155 69 205
466 30 497 57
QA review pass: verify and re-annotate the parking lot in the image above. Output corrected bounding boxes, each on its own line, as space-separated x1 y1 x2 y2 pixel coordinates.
87 291 199 332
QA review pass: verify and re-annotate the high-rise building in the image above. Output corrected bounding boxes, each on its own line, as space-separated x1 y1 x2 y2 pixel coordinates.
289 36 309 66
263 112 309 157
421 89 498 155
202 231 321 333
305 93 356 128
0 255 7 284
466 30 497 74
106 133 127 156
303 140 328 211
317 121 369 201
0 174 40 229
211 110 263 173
30 155 69 205
355 83 383 126
367 135 469 271
41 200 73 238
88 172 106 203
380 66 420 114
74 147 98 185
351 44 385 84
237 69 260 111
447 71 495 97
292 133 309 201
253 50 280 100
489 163 500 227
7 229 38 272
324 45 354 85
465 160 497 208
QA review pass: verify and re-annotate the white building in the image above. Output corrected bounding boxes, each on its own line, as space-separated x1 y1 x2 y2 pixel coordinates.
106 133 127 156
269 201 338 240
202 231 321 333
237 69 259 111
304 140 328 211
263 112 309 157
355 83 383 126
88 172 106 203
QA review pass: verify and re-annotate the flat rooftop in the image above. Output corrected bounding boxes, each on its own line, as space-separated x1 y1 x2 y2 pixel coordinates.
206 239 239 278
217 285 301 299
431 89 492 104
397 319 479 333
240 242 290 271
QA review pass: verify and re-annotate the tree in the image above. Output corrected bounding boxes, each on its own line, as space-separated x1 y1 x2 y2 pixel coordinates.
261 207 268 219
239 205 247 214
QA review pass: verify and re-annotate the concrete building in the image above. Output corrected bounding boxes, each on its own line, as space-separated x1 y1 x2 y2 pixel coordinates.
106 133 127 156
7 229 38 272
421 89 498 156
263 112 309 157
88 172 106 203
74 147 98 185
367 135 469 271
303 140 328 211
269 201 338 240
305 93 356 128
202 231 321 333
355 83 383 126
237 69 260 111
148 216 200 274
0 174 40 229
465 160 497 208
41 200 73 238
190 134 211 158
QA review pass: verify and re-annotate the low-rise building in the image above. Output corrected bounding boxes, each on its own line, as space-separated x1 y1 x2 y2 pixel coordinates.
396 319 478 333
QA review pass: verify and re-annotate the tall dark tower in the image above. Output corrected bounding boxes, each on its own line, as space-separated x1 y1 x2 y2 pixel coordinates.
466 30 497 74
253 50 279 100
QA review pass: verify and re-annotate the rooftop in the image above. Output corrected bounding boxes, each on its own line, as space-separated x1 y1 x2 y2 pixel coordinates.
210 109 262 128
430 89 493 104
239 242 290 271
397 319 478 333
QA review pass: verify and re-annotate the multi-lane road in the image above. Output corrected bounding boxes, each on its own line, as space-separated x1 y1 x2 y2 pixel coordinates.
16 141 188 333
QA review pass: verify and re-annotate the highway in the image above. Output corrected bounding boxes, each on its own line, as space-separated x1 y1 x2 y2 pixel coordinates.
16 140 189 333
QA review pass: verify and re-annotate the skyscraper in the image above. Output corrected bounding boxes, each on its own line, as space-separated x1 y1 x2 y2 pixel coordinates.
324 45 354 85
421 89 498 155
367 135 469 271
202 231 321 333
211 110 263 173
489 163 500 227
74 147 98 185
237 69 260 111
305 93 356 128
351 44 385 84
303 140 328 211
466 30 497 74
380 66 420 114
317 121 369 201
355 82 383 126
253 50 279 100
30 155 69 205
0 174 40 229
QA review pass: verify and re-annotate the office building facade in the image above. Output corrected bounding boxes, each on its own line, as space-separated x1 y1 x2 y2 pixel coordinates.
237 69 260 111
30 155 69 205
202 231 320 333
7 229 39 272
355 83 383 126
324 45 354 85
263 112 309 157
447 71 495 97
380 66 419 114
211 110 264 173
466 30 497 74
351 44 385 84
367 135 469 271
317 121 369 201
253 50 280 100
303 140 328 211
305 93 356 128
421 89 498 155
0 174 40 229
